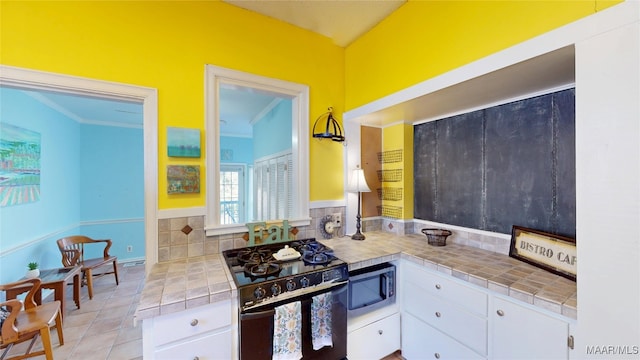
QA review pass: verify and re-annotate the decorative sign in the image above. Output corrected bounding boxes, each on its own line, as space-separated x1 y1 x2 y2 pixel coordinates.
245 220 297 246
0 123 41 207
509 226 576 281
167 165 200 194
167 127 201 158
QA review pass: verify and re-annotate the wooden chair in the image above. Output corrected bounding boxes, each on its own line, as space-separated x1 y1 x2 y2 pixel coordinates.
0 278 64 360
56 235 119 300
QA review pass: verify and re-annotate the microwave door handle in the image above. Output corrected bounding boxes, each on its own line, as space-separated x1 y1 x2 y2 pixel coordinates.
380 274 388 299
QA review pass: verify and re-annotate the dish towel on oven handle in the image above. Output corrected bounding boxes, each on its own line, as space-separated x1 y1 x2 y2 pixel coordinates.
273 301 302 360
311 292 333 350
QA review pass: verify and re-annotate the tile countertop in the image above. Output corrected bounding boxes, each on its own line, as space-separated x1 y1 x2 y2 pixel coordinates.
320 232 577 320
134 231 577 323
134 254 235 323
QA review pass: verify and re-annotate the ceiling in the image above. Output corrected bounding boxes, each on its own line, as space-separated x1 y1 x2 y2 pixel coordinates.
223 0 406 47
11 1 406 131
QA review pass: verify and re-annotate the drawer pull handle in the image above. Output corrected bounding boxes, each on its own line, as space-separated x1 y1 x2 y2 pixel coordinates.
434 353 441 359
497 310 505 317
378 330 383 335
190 319 199 326
435 311 441 318
435 284 441 290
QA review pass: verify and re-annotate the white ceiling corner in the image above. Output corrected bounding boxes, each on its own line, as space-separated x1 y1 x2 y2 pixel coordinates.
223 0 406 47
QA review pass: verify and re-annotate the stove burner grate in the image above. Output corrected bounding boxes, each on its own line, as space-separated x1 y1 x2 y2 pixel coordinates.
244 262 281 277
237 248 274 265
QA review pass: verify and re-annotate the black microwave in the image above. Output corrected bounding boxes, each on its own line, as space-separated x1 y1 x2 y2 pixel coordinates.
348 263 396 312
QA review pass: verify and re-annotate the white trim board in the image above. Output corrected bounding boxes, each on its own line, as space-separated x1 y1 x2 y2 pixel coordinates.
204 64 310 236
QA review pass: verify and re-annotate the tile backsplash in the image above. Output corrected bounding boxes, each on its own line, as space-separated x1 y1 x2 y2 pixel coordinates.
158 207 510 262
157 206 346 262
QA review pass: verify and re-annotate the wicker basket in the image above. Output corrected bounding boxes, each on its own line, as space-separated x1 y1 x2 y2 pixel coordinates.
421 228 452 246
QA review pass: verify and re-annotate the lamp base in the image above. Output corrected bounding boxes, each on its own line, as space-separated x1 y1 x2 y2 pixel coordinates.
351 231 366 241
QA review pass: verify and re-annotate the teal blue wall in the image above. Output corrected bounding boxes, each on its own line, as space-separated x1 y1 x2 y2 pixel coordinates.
220 136 253 164
0 87 144 285
253 99 292 159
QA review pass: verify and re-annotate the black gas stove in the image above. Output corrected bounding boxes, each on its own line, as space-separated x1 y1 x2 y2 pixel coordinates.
222 238 349 312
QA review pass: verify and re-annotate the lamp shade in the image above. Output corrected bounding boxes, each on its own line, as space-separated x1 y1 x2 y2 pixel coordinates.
347 167 371 193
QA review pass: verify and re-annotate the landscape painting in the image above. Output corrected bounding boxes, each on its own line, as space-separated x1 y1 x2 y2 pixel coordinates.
0 123 41 207
167 165 200 194
167 127 201 157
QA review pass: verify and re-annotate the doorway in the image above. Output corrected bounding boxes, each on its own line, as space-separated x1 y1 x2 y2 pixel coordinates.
0 65 159 269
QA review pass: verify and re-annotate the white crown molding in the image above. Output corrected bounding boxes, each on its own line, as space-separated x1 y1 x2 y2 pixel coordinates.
251 98 283 125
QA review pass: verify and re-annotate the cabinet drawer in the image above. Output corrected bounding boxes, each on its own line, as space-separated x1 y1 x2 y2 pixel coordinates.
155 329 232 360
404 262 487 316
402 313 485 360
405 285 487 355
153 300 231 346
348 312 400 360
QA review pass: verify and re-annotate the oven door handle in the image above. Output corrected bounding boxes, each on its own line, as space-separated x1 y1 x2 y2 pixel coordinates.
240 308 275 320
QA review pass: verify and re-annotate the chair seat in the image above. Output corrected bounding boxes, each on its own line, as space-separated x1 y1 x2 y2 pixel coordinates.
0 302 61 347
80 256 117 270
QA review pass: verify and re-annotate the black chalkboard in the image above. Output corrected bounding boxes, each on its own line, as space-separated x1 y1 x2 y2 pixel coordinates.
413 89 576 238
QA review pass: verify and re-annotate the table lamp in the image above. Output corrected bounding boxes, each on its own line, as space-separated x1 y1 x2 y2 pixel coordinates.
347 165 371 240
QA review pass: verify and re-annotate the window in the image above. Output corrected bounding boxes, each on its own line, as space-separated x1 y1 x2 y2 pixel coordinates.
254 153 292 221
220 165 245 224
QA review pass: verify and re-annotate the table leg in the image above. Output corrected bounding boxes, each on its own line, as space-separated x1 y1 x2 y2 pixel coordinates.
73 273 81 309
52 282 66 320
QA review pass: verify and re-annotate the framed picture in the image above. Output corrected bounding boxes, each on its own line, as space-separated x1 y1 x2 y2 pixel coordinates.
167 127 201 158
0 123 41 206
167 165 200 194
509 226 576 281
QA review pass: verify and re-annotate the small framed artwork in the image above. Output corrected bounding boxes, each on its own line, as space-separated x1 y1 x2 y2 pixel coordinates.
167 165 200 194
509 226 576 281
167 127 201 158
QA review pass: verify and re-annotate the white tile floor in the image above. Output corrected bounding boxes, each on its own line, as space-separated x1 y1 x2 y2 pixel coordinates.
3 262 145 360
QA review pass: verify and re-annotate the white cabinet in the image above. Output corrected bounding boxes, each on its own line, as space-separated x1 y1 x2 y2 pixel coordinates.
403 312 485 360
491 296 570 360
143 300 232 360
401 260 574 360
403 261 488 359
348 312 401 360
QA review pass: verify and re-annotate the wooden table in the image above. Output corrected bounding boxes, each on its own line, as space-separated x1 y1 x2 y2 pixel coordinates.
6 266 82 320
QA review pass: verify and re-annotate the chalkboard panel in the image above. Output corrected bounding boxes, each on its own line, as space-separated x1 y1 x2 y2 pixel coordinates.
484 94 554 233
554 90 576 237
436 110 484 229
413 89 576 238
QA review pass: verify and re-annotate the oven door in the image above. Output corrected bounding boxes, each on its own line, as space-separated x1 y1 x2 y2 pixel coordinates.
239 284 348 360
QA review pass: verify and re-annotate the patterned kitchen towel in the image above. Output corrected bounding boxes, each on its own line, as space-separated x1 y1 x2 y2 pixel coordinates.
311 292 333 350
273 301 302 360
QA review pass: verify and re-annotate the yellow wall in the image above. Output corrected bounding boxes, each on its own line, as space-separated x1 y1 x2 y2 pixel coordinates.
1 0 623 211
0 1 346 207
382 123 413 219
345 0 622 110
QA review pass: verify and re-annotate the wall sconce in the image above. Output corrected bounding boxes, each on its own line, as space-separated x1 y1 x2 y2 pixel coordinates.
312 107 345 142
347 165 371 240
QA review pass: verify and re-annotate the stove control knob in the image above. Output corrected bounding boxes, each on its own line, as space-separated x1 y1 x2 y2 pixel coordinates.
254 287 266 300
271 283 281 296
286 279 296 291
300 277 310 288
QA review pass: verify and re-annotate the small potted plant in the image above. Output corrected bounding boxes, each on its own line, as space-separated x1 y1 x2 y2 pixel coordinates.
25 262 39 279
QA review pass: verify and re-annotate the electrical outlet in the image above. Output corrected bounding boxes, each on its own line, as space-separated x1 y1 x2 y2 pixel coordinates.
332 213 342 227
127 245 133 253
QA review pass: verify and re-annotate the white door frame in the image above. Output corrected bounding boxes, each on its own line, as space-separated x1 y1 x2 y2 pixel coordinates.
0 65 159 270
